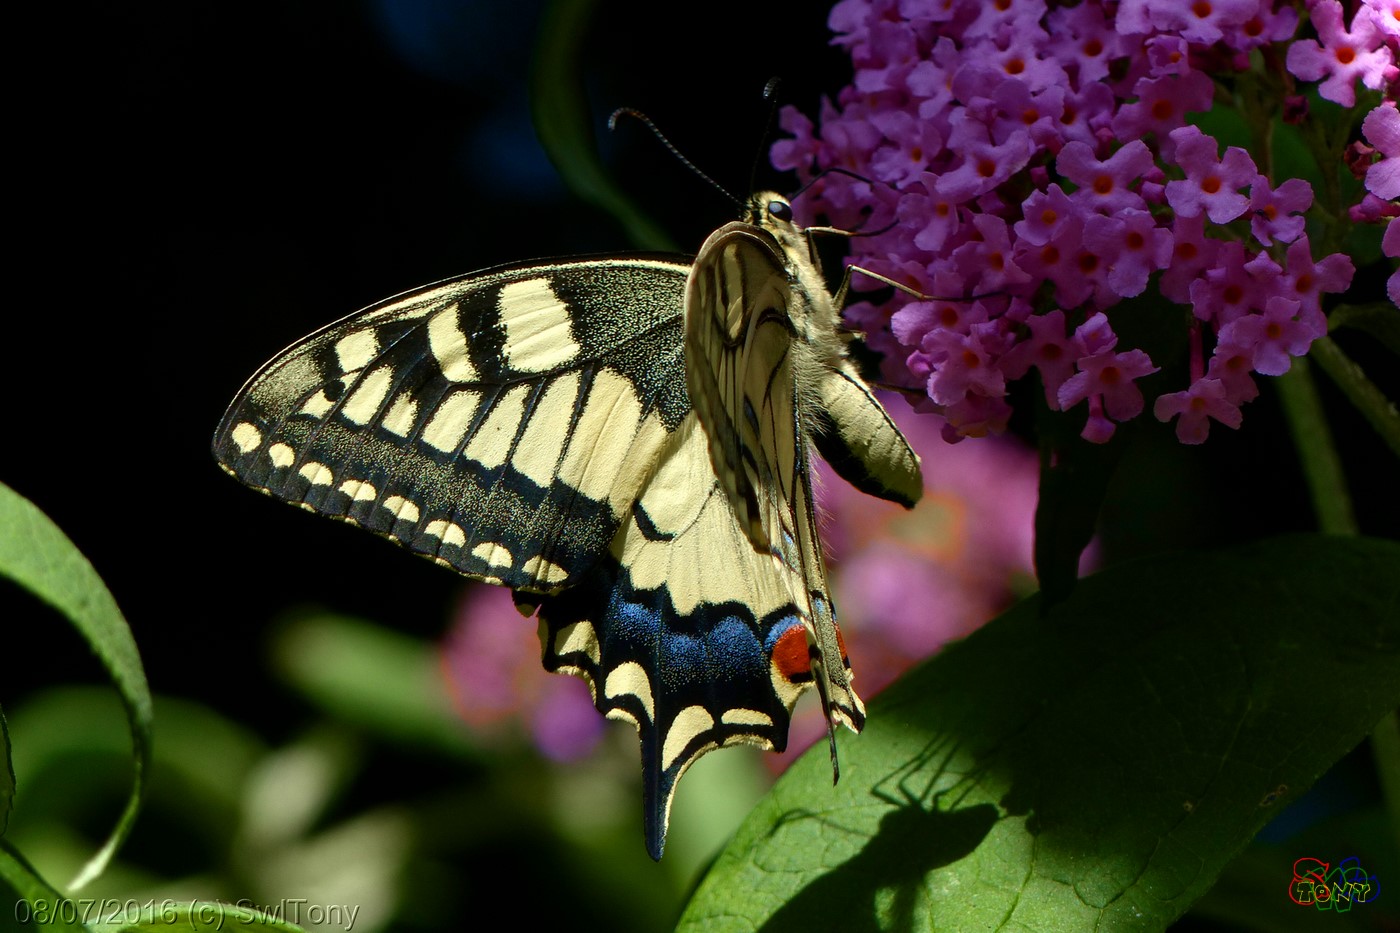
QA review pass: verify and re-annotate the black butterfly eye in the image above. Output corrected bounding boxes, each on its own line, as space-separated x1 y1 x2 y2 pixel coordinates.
767 199 793 222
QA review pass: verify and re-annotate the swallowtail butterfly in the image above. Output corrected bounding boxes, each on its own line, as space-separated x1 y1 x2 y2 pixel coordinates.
213 192 923 858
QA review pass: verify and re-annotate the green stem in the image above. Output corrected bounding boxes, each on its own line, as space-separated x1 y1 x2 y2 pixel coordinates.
1283 338 1400 879
1310 336 1400 460
1373 710 1400 851
1274 356 1357 535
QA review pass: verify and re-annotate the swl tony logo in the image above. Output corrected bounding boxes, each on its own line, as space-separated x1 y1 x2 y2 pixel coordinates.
1289 857 1380 911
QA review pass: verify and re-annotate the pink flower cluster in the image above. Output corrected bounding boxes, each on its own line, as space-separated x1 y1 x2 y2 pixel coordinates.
774 0 1395 444
442 585 605 762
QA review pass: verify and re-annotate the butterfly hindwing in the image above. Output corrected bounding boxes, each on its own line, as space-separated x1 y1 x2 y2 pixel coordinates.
537 413 816 859
214 257 690 593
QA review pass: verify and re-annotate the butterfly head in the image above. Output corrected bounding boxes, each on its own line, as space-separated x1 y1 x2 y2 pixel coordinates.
744 191 818 271
747 192 797 229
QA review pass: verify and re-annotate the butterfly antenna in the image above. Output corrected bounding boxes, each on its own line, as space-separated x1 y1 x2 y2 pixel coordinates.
796 167 902 236
746 77 785 194
793 166 884 201
609 107 743 211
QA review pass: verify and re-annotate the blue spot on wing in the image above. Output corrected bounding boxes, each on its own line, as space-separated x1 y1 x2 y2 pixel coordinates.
538 553 805 860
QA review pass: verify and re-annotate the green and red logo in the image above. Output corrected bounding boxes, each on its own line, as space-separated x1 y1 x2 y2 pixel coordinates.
1290 857 1380 911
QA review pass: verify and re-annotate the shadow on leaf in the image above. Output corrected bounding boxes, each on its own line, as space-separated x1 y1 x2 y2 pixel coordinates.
760 737 998 933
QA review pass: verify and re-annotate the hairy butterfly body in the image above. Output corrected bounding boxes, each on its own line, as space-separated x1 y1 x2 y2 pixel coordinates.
213 192 922 858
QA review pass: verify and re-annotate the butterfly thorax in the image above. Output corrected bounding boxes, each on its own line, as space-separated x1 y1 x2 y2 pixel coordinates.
707 193 849 442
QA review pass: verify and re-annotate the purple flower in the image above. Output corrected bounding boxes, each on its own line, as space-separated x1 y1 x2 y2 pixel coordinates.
1367 0 1399 40
1084 209 1174 298
1234 2 1301 50
999 308 1078 406
1159 213 1219 304
1188 241 1261 327
950 214 1032 291
1362 101 1400 201
1165 126 1258 224
1012 215 1094 306
1154 377 1244 444
925 324 1008 406
1285 1 1394 107
1056 139 1154 215
1142 0 1263 45
1280 236 1356 324
1014 184 1077 245
987 78 1067 151
1206 335 1261 405
1109 72 1215 156
869 110 946 185
1217 296 1316 376
1058 347 1159 423
1046 2 1123 84
1145 34 1192 75
934 124 1033 203
1249 176 1313 246
772 0 1370 446
770 107 820 174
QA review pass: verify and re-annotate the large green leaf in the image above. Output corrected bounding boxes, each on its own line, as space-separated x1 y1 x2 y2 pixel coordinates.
0 481 153 890
679 535 1400 932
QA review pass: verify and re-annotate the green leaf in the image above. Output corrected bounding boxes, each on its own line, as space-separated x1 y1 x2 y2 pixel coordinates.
0 840 84 931
531 0 675 250
0 481 153 890
1 706 13 837
679 535 1400 932
270 612 475 757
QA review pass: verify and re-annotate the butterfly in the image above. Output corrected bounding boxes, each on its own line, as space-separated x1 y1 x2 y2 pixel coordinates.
212 191 923 859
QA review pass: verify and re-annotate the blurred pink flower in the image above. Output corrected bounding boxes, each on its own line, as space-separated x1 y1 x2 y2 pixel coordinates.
441 585 605 762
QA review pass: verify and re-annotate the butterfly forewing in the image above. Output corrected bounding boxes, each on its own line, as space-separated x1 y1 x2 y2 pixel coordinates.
214 257 690 593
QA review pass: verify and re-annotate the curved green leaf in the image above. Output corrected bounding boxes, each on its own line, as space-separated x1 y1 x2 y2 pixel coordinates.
271 612 476 757
680 535 1400 932
1 840 84 931
0 481 152 890
531 0 675 250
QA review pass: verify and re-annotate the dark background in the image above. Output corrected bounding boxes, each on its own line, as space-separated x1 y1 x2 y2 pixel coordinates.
3 0 859 712
6 0 1395 791
3 2 1396 927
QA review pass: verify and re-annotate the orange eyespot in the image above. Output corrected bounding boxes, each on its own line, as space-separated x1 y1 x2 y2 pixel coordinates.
771 624 812 683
